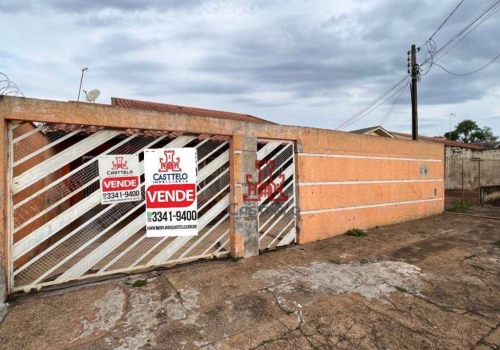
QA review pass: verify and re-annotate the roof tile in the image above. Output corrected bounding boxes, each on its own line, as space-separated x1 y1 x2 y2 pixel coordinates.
111 97 275 125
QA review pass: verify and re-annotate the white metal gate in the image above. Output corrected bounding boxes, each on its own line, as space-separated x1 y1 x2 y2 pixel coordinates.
7 121 231 293
256 140 297 250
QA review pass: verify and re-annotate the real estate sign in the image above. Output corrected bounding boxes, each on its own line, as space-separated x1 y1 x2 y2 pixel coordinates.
98 154 141 205
144 148 198 237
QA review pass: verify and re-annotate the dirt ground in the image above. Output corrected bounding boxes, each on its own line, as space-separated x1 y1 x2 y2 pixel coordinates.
1 207 500 350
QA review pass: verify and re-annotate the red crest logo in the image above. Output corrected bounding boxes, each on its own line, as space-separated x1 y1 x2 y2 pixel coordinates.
243 160 288 202
159 150 182 172
111 156 128 170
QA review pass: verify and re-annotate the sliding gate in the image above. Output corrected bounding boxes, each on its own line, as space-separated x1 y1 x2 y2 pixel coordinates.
7 121 231 293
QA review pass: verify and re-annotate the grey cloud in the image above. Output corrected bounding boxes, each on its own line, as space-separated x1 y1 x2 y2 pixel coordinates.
1 0 499 136
95 60 169 85
94 34 158 56
51 0 207 12
0 1 31 13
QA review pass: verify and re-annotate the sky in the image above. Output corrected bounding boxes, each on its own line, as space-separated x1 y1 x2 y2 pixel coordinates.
1 0 499 137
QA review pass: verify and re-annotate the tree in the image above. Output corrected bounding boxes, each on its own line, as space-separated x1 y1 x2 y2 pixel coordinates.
443 119 498 144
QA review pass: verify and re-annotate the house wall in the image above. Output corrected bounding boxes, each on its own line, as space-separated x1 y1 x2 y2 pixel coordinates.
0 97 445 295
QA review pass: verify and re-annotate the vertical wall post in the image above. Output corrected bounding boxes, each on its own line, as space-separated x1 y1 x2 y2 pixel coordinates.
461 159 465 206
478 159 481 206
229 135 259 258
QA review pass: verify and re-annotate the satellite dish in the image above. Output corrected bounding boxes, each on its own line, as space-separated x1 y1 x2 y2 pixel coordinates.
85 89 100 103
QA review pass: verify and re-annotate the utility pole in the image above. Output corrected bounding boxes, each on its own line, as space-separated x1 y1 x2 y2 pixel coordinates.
409 45 419 141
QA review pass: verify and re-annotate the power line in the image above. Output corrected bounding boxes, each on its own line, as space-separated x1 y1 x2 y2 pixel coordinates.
422 0 500 66
432 52 500 76
427 0 466 42
335 0 499 132
335 75 409 130
337 76 410 130
380 84 409 126
433 1 500 62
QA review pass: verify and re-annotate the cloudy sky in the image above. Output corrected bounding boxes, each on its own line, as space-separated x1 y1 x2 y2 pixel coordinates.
1 0 499 136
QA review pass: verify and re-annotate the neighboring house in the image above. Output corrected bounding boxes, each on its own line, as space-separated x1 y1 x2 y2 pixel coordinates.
111 97 275 124
390 131 487 151
349 126 395 138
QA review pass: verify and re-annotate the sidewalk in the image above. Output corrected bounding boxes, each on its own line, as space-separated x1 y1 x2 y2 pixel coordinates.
0 207 499 350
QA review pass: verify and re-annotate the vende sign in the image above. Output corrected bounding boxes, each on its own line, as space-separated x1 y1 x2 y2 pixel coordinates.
98 154 141 205
146 184 196 208
144 148 198 237
102 177 139 192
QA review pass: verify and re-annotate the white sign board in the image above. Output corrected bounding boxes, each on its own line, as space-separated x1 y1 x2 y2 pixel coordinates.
144 148 198 237
99 154 141 205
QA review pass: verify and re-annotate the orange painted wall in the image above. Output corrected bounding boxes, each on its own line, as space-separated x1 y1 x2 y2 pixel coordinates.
298 157 443 182
296 133 444 244
300 200 444 243
299 181 443 212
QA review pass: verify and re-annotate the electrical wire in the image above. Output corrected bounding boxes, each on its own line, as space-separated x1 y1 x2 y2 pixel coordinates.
427 0 466 42
433 1 500 62
380 83 409 126
335 0 499 131
432 52 500 76
422 0 500 66
337 76 410 130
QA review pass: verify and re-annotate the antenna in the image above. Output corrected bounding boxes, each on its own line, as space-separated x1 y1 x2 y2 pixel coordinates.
77 67 88 102
84 89 100 103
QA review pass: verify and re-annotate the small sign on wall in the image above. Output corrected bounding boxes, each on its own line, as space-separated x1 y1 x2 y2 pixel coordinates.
98 154 141 204
419 164 429 177
144 148 198 237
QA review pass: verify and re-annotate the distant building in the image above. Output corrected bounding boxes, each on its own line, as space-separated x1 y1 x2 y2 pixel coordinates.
349 126 395 138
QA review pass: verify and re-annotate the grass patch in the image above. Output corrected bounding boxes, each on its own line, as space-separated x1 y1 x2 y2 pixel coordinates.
230 256 243 263
346 228 367 237
131 279 148 288
395 286 408 293
452 200 469 212
258 339 275 346
493 240 500 248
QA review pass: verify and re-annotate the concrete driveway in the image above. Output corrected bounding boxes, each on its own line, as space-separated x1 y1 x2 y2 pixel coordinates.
0 207 499 350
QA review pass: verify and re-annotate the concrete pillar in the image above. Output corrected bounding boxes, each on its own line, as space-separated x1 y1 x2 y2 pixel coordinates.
230 135 259 258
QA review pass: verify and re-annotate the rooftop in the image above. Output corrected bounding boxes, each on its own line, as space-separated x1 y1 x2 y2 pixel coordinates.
390 131 487 150
111 97 275 125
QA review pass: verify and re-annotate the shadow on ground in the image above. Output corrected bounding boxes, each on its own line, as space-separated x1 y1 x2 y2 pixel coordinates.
1 207 500 350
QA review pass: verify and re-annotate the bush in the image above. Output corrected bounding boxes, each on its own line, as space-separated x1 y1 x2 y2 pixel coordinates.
346 228 366 237
131 279 148 288
453 200 469 212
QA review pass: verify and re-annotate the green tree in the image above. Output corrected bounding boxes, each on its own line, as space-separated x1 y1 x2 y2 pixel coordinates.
444 119 498 144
